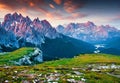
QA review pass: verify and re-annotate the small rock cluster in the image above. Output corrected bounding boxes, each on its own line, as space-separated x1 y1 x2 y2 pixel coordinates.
14 48 43 65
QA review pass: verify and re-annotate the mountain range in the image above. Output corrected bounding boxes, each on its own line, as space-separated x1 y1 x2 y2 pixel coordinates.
56 22 120 43
0 13 95 60
0 12 120 60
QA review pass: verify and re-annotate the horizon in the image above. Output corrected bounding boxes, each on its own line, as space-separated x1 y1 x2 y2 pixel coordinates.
0 12 119 30
0 0 120 29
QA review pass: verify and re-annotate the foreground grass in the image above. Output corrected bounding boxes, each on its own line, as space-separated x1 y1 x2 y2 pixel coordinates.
0 48 120 83
36 53 120 67
0 65 120 83
0 47 34 65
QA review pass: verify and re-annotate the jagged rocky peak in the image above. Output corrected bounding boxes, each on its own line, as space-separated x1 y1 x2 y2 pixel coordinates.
13 12 18 16
41 19 49 24
4 13 12 21
4 12 18 21
56 25 64 31
12 12 24 19
85 21 95 26
98 25 118 33
26 16 31 21
41 20 52 28
12 12 19 19
33 17 40 22
3 12 31 23
0 12 60 48
67 23 77 29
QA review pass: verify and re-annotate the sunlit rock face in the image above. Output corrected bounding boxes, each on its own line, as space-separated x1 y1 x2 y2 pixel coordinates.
56 21 120 43
15 48 43 65
2 12 60 47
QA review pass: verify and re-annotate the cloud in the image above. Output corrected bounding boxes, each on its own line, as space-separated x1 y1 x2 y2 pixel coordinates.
0 3 13 11
63 13 87 20
0 0 50 15
29 2 35 7
53 0 62 5
109 15 120 21
45 11 63 19
72 13 87 18
63 0 85 13
0 0 87 22
49 4 55 9
0 0 23 10
45 11 87 20
0 3 7 8
0 0 46 10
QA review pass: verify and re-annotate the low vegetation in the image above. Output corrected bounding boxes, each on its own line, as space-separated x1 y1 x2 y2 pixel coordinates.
0 47 34 65
0 48 120 83
37 53 120 67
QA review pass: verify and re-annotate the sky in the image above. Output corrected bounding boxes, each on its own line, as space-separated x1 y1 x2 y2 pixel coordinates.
0 0 120 28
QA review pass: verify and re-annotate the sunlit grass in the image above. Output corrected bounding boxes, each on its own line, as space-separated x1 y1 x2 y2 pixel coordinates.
0 47 34 65
36 53 120 68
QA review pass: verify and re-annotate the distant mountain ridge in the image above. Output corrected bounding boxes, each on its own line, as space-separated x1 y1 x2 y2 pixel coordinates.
56 21 120 43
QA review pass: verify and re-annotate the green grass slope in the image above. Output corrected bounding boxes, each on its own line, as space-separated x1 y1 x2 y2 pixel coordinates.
37 53 120 67
0 47 34 65
0 53 120 83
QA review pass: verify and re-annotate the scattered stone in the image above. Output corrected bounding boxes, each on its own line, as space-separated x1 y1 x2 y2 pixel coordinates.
67 79 75 82
81 78 86 82
74 71 83 75
5 80 9 83
22 80 30 83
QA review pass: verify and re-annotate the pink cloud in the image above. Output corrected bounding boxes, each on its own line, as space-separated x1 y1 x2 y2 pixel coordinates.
0 0 87 21
113 15 120 20
49 4 55 9
64 0 84 13
29 2 35 7
53 0 62 5
45 11 87 20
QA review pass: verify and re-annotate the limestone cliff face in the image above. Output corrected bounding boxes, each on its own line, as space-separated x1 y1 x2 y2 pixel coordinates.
14 48 43 65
